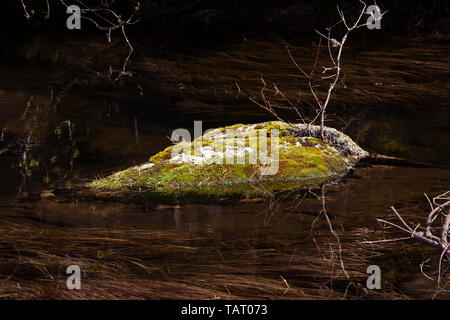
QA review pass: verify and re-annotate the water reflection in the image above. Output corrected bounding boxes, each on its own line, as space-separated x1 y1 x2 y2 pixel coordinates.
0 165 449 299
0 35 449 299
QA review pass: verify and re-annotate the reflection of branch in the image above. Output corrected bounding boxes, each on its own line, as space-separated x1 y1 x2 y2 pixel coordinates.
309 186 349 280
17 96 39 197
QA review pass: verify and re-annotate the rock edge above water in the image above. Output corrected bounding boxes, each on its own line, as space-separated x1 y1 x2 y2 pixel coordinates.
86 121 368 201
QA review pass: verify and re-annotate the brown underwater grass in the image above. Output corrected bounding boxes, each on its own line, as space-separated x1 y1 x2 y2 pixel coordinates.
0 198 409 300
140 33 449 113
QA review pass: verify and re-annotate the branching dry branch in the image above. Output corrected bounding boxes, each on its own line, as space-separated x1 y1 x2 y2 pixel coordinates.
363 191 450 295
19 0 140 80
250 1 385 140
363 192 450 255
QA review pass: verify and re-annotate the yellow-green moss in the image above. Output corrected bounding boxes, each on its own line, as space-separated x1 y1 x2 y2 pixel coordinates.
87 121 355 201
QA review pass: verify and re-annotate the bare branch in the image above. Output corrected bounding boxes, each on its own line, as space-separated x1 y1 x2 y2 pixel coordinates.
19 0 140 80
20 0 32 19
365 192 450 282
250 2 386 140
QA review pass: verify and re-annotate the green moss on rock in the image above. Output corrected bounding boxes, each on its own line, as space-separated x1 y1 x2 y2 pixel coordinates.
87 121 368 201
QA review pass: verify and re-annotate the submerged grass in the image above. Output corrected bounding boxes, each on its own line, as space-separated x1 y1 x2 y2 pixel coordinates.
3 166 450 300
140 34 449 109
0 202 408 300
2 31 449 300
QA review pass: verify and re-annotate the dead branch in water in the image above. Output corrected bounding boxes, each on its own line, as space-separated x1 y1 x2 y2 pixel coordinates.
363 191 450 255
363 191 450 295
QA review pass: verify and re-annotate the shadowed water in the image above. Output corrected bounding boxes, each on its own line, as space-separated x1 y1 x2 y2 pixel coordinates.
0 34 449 299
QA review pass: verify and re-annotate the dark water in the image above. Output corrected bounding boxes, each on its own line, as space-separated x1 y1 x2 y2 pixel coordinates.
0 36 449 299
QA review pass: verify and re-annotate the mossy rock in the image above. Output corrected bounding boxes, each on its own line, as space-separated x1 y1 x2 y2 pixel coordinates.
86 121 368 202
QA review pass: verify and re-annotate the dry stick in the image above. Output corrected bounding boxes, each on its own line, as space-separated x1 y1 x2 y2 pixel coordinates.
20 0 31 19
249 77 287 124
419 258 435 281
363 192 450 282
20 0 139 80
365 205 450 299
389 206 413 232
426 199 450 239
435 243 450 298
315 1 374 139
280 275 290 295
44 0 50 18
250 1 385 140
442 210 450 247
